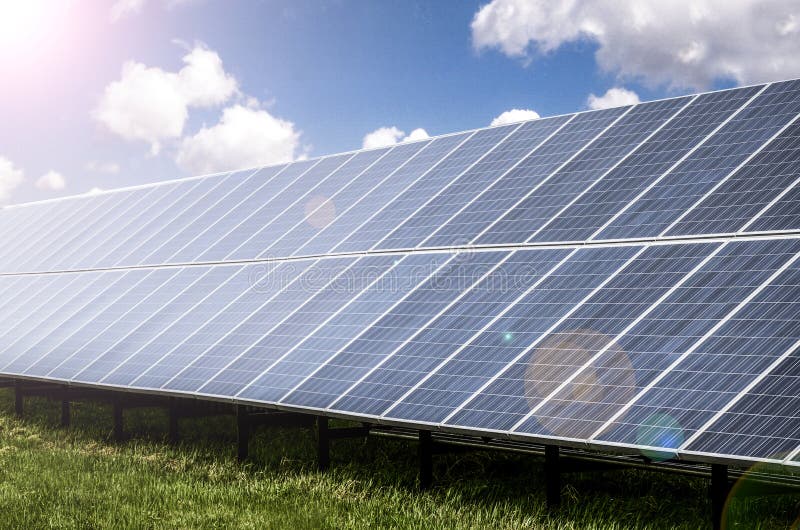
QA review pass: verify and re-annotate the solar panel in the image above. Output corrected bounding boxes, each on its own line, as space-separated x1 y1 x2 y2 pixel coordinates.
2 79 800 471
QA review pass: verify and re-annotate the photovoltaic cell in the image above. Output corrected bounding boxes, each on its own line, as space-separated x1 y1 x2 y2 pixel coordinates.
238 253 445 403
525 239 800 443
333 249 568 416
389 116 571 249
527 96 698 243
473 107 630 245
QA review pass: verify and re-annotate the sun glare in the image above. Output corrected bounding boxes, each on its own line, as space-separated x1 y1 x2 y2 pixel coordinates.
0 1 50 47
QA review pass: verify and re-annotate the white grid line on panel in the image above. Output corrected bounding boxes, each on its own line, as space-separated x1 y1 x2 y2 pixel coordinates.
4 193 116 271
193 257 366 395
588 248 800 441
69 267 197 382
16 193 130 272
325 252 516 411
167 161 316 262
232 256 408 399
97 266 238 384
470 105 636 244
12 273 156 374
43 268 178 378
256 147 398 258
3 230 800 280
326 133 478 254
416 114 578 248
589 83 771 241
275 254 459 404
507 242 728 433
657 113 800 237
297 140 437 254
380 248 579 418
368 123 526 250
89 177 214 269
0 272 116 371
130 261 285 389
137 167 270 265
524 96 699 244
736 117 800 233
50 185 163 269
438 244 650 426
158 258 324 390
223 154 358 260
783 443 800 464
680 338 800 450
111 173 237 267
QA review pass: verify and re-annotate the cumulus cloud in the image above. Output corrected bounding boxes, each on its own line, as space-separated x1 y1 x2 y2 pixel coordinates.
176 104 302 174
35 171 66 191
362 126 430 149
490 108 540 126
471 0 800 89
0 156 24 203
587 87 640 110
85 161 121 174
93 44 238 154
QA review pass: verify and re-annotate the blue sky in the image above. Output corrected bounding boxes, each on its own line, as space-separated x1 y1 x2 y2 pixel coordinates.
0 0 798 204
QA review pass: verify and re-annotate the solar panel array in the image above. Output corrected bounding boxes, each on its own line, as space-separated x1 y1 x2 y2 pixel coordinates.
2 79 800 468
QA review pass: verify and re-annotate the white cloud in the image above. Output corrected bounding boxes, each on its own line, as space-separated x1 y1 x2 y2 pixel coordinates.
362 126 430 149
176 104 302 174
85 161 121 174
110 0 145 22
35 170 66 191
471 0 800 89
0 156 24 203
490 108 540 126
93 44 238 154
587 87 640 110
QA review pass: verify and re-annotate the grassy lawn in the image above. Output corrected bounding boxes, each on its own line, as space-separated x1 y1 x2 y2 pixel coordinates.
0 389 797 529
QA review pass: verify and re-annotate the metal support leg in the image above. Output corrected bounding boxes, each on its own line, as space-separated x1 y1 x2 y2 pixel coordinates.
168 400 179 445
545 445 561 508
113 401 124 442
711 464 729 530
237 405 250 462
317 416 330 471
14 383 23 417
419 430 433 490
61 401 70 427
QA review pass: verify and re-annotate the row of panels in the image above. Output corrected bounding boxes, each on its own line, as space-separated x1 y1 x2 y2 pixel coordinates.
2 81 800 274
0 237 798 464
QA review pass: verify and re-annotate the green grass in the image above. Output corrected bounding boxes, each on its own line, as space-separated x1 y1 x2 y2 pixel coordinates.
0 390 797 529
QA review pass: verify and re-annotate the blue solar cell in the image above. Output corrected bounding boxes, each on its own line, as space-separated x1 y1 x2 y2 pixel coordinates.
167 257 354 395
142 166 287 265
381 117 570 249
226 154 371 261
203 256 397 398
445 243 717 432
474 105 636 245
46 268 183 380
521 239 800 441
239 253 444 403
686 350 800 460
281 252 505 410
174 159 318 263
290 141 430 257
334 249 570 417
332 133 472 253
343 126 516 252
